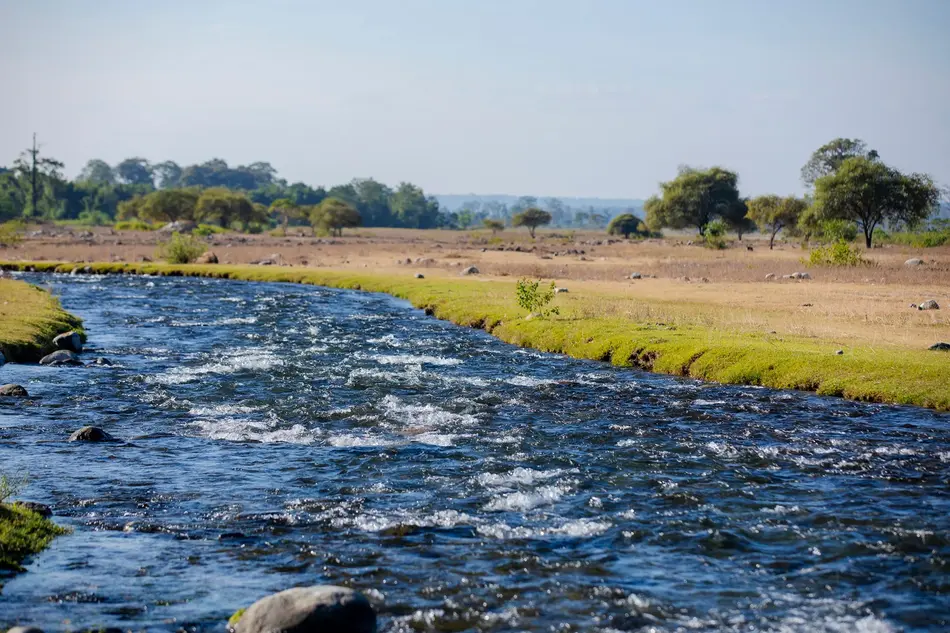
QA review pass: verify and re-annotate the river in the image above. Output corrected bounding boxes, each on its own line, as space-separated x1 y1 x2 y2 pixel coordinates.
1 273 948 632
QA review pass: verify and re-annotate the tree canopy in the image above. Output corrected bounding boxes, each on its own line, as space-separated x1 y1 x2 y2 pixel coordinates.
746 195 808 249
512 207 552 237
645 166 741 235
801 138 878 188
809 157 939 247
310 197 361 236
606 213 647 238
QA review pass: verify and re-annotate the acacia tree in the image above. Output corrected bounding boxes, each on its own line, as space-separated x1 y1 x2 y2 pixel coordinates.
483 218 505 235
810 157 938 248
746 195 808 249
269 197 303 232
512 207 552 238
310 197 361 237
115 157 154 186
78 159 116 185
139 189 200 223
195 188 256 228
13 134 65 218
801 138 879 187
644 166 740 236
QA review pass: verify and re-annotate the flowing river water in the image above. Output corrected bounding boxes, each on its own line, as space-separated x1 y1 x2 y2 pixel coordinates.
1 273 948 632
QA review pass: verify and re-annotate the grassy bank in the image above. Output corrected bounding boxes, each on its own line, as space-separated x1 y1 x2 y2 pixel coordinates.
0 278 84 363
3 260 949 410
0 503 68 587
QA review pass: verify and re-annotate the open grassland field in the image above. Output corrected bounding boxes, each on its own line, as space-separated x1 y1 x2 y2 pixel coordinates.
0 277 84 363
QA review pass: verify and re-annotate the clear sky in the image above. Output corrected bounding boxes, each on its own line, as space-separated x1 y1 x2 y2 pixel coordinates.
1 0 947 198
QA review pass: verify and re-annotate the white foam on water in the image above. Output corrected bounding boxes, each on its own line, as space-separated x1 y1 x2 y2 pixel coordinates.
188 404 262 416
506 375 560 387
484 484 571 512
345 366 424 388
192 418 316 444
218 316 258 325
147 348 283 385
374 354 462 366
616 439 639 448
326 434 400 448
412 432 466 447
476 467 577 488
366 333 401 345
871 446 917 456
477 518 611 539
380 395 479 430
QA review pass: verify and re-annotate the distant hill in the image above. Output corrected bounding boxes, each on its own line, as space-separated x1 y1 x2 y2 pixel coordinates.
434 193 645 212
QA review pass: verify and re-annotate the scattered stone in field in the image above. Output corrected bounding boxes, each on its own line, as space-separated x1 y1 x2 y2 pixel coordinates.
68 426 117 442
254 258 276 266
233 585 376 633
910 303 918 309
928 342 950 351
13 501 52 517
461 266 479 275
194 251 219 264
159 220 197 233
629 272 642 279
414 273 425 279
699 277 709 283
904 258 924 267
0 384 29 397
53 331 83 353
686 240 694 246
801 303 813 307
139 256 152 262
555 287 569 293
539 255 552 259
835 350 844 355
39 350 82 367
677 276 690 282
918 300 940 310
765 273 776 281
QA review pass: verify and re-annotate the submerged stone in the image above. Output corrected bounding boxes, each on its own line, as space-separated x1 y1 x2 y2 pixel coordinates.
68 426 117 442
39 350 82 366
0 384 28 397
233 585 376 633
53 330 83 353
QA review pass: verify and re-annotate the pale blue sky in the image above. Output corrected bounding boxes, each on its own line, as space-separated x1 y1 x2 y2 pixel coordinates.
1 0 947 198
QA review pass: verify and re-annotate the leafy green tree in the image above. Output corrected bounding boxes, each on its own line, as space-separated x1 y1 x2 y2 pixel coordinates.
809 157 939 247
195 188 255 228
269 197 303 231
483 218 505 235
139 188 200 223
153 161 183 189
801 138 878 187
645 166 741 235
390 182 442 228
746 195 809 249
352 178 393 226
78 159 116 184
721 198 755 240
310 197 361 236
115 157 154 186
12 134 65 218
116 195 146 221
512 207 552 238
606 213 647 238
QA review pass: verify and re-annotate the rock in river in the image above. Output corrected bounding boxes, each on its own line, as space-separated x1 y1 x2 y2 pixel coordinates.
233 586 376 633
0 384 29 397
13 501 52 517
53 330 83 353
68 426 117 442
39 350 82 366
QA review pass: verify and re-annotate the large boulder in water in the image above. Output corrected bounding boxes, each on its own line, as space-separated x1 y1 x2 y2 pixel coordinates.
68 426 117 442
233 586 376 633
39 350 82 366
53 330 82 353
0 384 29 397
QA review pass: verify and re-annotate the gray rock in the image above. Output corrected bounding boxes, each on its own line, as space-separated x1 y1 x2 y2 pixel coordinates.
414 273 425 279
13 501 52 517
629 272 642 279
461 266 479 275
68 426 117 442
159 220 197 234
928 342 950 351
234 585 376 633
195 251 219 264
555 287 569 293
90 357 113 366
53 330 83 353
7 627 45 633
765 273 776 281
918 300 940 310
904 258 924 267
835 349 844 355
39 350 82 366
0 384 29 397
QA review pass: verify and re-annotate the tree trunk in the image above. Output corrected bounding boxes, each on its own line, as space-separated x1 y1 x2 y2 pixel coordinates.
769 229 777 250
529 226 536 238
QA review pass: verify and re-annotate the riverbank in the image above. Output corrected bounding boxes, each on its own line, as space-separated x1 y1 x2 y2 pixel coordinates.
0 503 68 587
0 278 84 363
3 260 949 410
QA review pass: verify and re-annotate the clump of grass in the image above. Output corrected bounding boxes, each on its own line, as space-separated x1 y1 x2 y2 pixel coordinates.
156 232 208 264
807 240 869 267
193 224 229 237
114 220 158 231
0 220 24 247
0 503 69 575
0 278 84 363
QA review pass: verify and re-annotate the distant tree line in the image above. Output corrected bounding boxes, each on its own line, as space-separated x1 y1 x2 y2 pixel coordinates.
641 138 943 248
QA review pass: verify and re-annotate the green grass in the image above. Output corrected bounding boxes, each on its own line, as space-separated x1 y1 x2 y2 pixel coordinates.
0 278 85 363
2 260 949 410
0 503 68 584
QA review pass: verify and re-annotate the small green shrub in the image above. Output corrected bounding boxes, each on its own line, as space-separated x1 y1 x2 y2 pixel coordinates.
156 232 207 264
0 472 27 503
77 210 112 226
516 278 560 318
818 219 858 243
0 220 24 247
703 219 727 249
193 224 228 238
115 220 158 231
808 239 868 267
